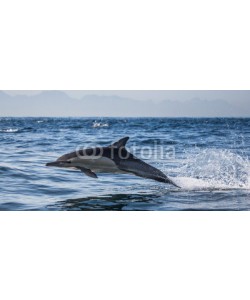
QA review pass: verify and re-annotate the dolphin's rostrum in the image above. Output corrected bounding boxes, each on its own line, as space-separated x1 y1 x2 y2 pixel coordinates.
46 137 180 188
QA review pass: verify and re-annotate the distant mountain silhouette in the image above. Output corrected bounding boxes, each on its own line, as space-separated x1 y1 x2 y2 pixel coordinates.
0 91 249 117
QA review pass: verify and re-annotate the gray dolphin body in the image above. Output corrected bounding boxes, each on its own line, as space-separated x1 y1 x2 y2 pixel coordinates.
46 137 180 188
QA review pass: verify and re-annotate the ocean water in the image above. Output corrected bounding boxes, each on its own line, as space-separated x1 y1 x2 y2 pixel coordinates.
0 117 250 211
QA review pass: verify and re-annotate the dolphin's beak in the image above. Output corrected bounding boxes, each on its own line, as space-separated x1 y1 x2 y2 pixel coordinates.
46 161 60 167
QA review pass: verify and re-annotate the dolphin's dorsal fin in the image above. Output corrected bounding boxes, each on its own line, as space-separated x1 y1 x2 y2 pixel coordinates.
110 137 129 148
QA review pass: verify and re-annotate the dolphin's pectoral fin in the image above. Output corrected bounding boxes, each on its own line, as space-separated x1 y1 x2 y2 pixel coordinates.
77 167 98 179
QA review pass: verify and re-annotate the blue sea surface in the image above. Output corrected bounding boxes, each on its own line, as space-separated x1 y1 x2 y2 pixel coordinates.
0 117 249 210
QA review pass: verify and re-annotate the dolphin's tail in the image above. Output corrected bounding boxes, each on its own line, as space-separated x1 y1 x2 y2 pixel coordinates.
152 175 180 188
118 158 181 188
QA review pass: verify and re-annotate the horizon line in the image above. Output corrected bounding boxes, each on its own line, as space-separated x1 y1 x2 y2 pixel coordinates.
1 115 250 118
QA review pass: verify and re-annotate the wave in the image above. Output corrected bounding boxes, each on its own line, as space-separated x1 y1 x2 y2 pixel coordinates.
171 149 250 190
0 128 19 133
92 121 109 128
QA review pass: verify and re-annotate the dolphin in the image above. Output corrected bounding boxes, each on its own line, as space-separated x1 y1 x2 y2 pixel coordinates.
46 137 180 188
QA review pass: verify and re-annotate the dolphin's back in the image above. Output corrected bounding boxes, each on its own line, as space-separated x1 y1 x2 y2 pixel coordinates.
57 147 103 161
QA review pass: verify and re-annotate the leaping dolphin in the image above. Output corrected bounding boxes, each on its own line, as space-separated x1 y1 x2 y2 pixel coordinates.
46 137 180 188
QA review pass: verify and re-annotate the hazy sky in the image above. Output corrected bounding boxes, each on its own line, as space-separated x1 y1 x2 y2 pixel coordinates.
1 90 250 117
4 90 250 102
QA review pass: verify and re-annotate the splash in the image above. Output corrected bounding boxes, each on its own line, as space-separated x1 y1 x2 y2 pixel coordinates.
92 121 109 128
173 149 250 190
0 128 19 133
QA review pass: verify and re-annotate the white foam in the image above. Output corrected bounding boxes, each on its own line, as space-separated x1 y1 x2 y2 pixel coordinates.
167 149 250 191
173 176 249 191
92 121 109 128
0 128 19 133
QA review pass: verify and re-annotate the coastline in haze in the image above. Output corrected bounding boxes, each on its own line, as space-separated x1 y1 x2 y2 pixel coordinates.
1 90 250 117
